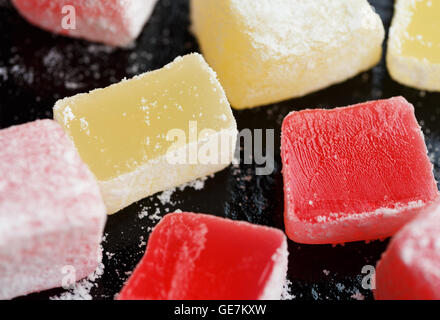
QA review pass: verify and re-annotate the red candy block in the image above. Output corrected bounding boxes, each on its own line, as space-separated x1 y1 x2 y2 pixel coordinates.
12 0 158 47
281 97 439 244
0 120 106 299
118 212 288 300
375 202 440 300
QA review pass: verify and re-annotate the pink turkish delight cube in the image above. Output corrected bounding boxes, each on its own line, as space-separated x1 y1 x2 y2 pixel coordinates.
12 0 158 47
0 120 106 299
375 202 440 300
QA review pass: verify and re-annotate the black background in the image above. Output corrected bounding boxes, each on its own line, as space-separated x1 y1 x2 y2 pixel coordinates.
1 0 439 300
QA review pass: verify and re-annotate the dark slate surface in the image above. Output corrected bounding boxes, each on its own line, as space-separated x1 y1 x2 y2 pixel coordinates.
1 0 439 300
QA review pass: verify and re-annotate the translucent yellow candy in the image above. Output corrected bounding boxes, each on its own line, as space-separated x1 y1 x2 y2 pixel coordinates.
191 0 385 109
387 0 440 91
54 54 237 214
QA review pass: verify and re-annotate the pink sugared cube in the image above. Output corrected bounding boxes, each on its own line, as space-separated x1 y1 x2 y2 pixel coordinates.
0 120 106 299
281 96 439 244
118 212 288 300
12 0 158 47
375 202 440 300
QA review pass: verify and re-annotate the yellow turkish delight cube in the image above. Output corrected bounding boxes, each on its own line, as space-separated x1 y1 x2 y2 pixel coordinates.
54 54 237 214
191 0 385 109
387 0 440 91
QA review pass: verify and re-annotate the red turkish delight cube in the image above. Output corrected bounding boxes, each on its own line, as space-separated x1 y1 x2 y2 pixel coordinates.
375 202 440 300
118 212 288 300
281 96 439 244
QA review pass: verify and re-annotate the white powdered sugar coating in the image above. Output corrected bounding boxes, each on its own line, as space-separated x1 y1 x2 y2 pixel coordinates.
50 260 105 300
387 0 440 91
122 0 159 44
259 238 289 300
138 176 210 233
231 0 382 58
397 204 440 282
192 0 384 108
0 120 106 299
54 53 237 214
376 204 440 298
12 0 159 47
156 176 210 206
281 279 295 300
313 200 426 224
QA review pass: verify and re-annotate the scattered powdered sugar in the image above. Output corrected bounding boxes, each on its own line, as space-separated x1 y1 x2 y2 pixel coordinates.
351 290 365 300
87 44 115 55
157 176 209 205
329 279 368 301
179 177 208 191
139 176 210 218
48 239 106 301
281 279 295 300
335 282 345 292
1 39 157 98
312 200 426 224
311 287 320 300
9 63 34 85
0 67 7 81
157 189 175 206
139 206 161 221
65 81 84 90
138 235 147 248
106 251 115 260
137 176 210 233
50 260 105 300
43 48 64 72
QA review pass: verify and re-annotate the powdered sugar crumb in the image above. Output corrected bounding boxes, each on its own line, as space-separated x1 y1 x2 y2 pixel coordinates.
139 206 161 221
0 67 7 81
139 176 210 218
281 279 295 300
138 235 147 248
157 189 175 206
312 200 425 224
178 175 210 191
137 176 210 233
50 259 105 300
351 290 365 300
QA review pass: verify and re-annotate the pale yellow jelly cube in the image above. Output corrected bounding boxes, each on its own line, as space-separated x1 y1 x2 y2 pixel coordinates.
387 0 440 91
191 0 385 109
54 54 237 214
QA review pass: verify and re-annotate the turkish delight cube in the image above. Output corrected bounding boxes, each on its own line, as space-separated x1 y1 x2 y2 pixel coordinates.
387 0 440 91
281 97 439 244
375 202 440 300
191 0 385 109
54 54 237 214
12 0 158 47
118 212 288 300
0 120 106 299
